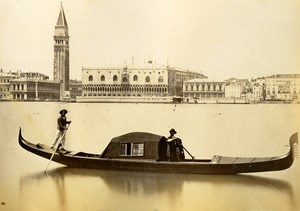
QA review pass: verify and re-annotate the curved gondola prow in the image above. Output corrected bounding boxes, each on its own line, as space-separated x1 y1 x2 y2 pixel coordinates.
18 127 56 162
19 127 29 150
19 127 23 145
18 127 35 151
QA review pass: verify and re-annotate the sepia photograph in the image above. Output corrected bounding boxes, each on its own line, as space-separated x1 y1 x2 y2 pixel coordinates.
1 0 300 210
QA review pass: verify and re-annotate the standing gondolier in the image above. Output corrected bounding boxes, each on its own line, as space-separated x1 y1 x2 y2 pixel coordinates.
51 109 71 150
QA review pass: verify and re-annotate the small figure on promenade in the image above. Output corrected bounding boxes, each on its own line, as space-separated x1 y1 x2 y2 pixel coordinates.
51 109 71 150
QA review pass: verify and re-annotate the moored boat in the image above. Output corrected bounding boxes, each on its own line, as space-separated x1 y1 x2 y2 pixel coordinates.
18 128 298 174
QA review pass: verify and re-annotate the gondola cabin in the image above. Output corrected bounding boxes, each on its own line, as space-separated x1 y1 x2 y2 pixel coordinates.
100 132 185 161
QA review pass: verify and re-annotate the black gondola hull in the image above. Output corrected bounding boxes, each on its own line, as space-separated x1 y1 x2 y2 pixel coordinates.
18 128 298 174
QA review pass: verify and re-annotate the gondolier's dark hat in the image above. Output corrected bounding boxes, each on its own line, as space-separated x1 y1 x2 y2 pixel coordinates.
169 128 177 134
59 109 68 115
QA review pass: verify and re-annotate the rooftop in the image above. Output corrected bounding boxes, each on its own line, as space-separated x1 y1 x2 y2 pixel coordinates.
185 78 225 83
0 72 17 77
11 78 59 84
266 74 300 79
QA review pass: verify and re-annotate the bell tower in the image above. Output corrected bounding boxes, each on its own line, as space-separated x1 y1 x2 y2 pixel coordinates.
53 3 69 99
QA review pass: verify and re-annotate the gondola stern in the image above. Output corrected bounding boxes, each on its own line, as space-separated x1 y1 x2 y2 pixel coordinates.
289 132 298 159
280 132 299 171
289 132 298 147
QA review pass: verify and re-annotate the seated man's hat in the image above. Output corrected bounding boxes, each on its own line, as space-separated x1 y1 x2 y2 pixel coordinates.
169 128 177 134
59 109 68 115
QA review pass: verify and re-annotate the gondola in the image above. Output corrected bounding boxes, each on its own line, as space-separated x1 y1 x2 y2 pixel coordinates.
18 128 298 174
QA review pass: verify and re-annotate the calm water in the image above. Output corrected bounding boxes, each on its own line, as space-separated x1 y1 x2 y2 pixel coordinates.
0 102 299 211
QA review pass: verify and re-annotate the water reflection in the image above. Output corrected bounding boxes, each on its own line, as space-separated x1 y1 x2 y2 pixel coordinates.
19 167 295 210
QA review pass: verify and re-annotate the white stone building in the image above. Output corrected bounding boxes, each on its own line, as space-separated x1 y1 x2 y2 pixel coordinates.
252 84 264 100
265 74 300 101
225 83 243 98
10 78 60 101
0 71 18 100
183 79 225 102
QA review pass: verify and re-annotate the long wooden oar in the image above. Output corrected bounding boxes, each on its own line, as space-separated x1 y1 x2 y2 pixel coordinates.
182 146 195 160
44 128 68 173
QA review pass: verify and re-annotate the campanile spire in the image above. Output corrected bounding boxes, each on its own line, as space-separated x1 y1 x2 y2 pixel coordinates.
56 3 68 28
53 3 70 99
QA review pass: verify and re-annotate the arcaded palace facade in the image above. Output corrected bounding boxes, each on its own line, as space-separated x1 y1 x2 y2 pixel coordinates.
10 77 60 100
183 79 226 100
9 72 60 100
81 62 206 98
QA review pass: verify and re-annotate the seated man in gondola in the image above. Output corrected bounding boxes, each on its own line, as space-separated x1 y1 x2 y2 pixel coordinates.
167 128 177 140
165 129 185 161
173 138 185 161
166 128 176 161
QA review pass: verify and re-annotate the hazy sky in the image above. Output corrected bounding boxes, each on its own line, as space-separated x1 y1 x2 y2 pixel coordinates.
1 0 299 80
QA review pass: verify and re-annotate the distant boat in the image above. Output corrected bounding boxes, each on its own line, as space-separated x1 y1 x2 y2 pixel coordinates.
18 128 298 174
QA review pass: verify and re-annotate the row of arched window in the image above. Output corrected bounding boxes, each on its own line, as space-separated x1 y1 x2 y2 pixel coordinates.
83 84 168 94
185 84 224 92
0 79 10 83
12 83 60 92
88 75 164 83
55 40 68 45
12 84 25 91
184 93 225 98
